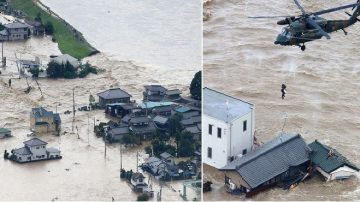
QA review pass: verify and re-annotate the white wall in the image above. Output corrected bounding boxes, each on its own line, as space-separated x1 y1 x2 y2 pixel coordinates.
28 145 47 160
330 166 359 181
202 108 255 169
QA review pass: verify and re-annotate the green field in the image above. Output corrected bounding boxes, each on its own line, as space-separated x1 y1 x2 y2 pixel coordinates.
10 0 95 59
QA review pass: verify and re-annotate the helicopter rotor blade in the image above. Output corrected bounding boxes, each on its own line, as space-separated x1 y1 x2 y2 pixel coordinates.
306 18 331 39
294 0 306 15
248 15 294 19
312 3 360 16
352 0 360 10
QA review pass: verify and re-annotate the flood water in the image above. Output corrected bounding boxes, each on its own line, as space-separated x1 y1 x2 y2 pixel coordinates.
203 0 360 200
0 0 201 199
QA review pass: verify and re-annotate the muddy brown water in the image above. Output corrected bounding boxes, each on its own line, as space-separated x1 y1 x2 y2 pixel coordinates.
203 0 360 200
0 36 199 200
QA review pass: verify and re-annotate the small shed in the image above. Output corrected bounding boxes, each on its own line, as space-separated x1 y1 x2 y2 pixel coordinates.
309 140 359 181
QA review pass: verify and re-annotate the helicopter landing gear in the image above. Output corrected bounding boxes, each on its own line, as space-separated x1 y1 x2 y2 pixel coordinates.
299 44 306 51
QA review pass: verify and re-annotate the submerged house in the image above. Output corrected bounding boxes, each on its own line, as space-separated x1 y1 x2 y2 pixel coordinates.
50 54 80 68
24 19 45 36
219 133 311 196
309 140 359 181
2 21 31 40
6 138 61 163
143 85 167 101
129 116 157 139
140 156 182 181
105 125 129 143
203 87 255 169
164 89 182 101
97 88 132 108
105 102 138 118
0 128 11 138
130 172 151 193
30 107 61 134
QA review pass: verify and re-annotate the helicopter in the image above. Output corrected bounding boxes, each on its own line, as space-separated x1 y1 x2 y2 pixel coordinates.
249 0 360 51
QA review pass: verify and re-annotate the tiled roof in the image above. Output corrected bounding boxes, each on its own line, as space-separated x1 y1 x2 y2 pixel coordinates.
23 138 48 147
220 133 311 189
97 88 132 99
309 140 359 173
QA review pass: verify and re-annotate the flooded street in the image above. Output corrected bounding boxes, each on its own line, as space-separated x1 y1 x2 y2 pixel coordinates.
0 0 201 199
204 0 360 200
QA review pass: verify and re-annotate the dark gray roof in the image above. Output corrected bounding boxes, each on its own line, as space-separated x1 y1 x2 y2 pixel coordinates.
183 126 201 134
108 127 129 136
4 22 30 29
220 133 311 189
166 89 181 96
152 105 174 113
97 88 132 100
153 115 168 125
144 85 167 92
204 87 253 122
309 140 359 173
130 122 156 134
0 128 11 133
13 147 32 155
32 107 53 118
181 116 201 126
24 138 48 147
132 172 145 180
160 152 174 160
129 116 150 124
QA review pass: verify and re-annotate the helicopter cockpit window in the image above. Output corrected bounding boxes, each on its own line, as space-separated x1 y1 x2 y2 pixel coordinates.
281 28 292 39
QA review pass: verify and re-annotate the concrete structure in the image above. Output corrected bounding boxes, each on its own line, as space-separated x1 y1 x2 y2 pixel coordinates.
50 54 80 67
97 88 132 108
309 140 359 181
30 107 61 134
130 172 150 192
0 128 11 138
202 87 255 169
8 138 61 163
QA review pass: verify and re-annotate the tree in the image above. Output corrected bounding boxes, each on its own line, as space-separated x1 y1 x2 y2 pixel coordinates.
137 194 149 201
176 131 195 157
44 21 54 35
168 113 183 136
46 61 63 78
35 12 42 24
29 67 40 78
190 71 201 100
144 146 152 156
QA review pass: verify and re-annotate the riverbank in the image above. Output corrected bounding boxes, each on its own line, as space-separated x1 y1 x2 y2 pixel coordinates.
10 0 98 59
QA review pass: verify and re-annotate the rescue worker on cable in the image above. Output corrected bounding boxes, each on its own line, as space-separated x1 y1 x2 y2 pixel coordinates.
281 83 287 99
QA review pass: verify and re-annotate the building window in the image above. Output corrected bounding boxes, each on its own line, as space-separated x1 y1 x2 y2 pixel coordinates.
208 124 213 135
217 127 221 138
207 147 212 159
36 146 39 149
242 149 247 155
243 120 247 132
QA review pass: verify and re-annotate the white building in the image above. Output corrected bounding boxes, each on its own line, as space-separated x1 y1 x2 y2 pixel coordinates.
9 138 61 163
202 87 255 169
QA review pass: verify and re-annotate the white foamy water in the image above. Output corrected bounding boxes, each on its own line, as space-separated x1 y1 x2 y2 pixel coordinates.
204 0 360 200
41 0 202 70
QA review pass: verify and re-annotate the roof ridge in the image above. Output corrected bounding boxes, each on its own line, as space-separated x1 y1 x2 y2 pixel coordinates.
203 87 254 106
236 134 301 170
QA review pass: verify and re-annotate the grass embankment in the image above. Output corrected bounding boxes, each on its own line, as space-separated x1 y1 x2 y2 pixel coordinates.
10 0 95 59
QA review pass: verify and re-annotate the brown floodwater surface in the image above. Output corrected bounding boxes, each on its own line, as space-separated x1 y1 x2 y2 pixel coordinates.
204 0 360 200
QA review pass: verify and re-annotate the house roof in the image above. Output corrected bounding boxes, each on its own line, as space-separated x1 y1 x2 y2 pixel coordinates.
32 107 53 118
153 115 168 125
46 147 60 153
160 152 174 160
183 126 201 134
166 89 181 96
106 102 136 110
138 101 174 109
4 22 30 29
132 172 145 180
129 116 150 124
24 138 48 147
13 147 32 155
180 116 201 126
220 133 311 189
108 127 129 136
0 128 10 133
152 105 174 113
204 87 253 123
309 140 359 173
130 122 156 134
51 54 79 66
174 106 191 113
97 88 132 100
35 121 49 126
144 85 167 92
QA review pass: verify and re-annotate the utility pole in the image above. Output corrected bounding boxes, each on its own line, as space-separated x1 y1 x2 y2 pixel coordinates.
136 151 139 172
72 88 75 132
87 114 90 146
120 145 122 170
104 140 107 158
